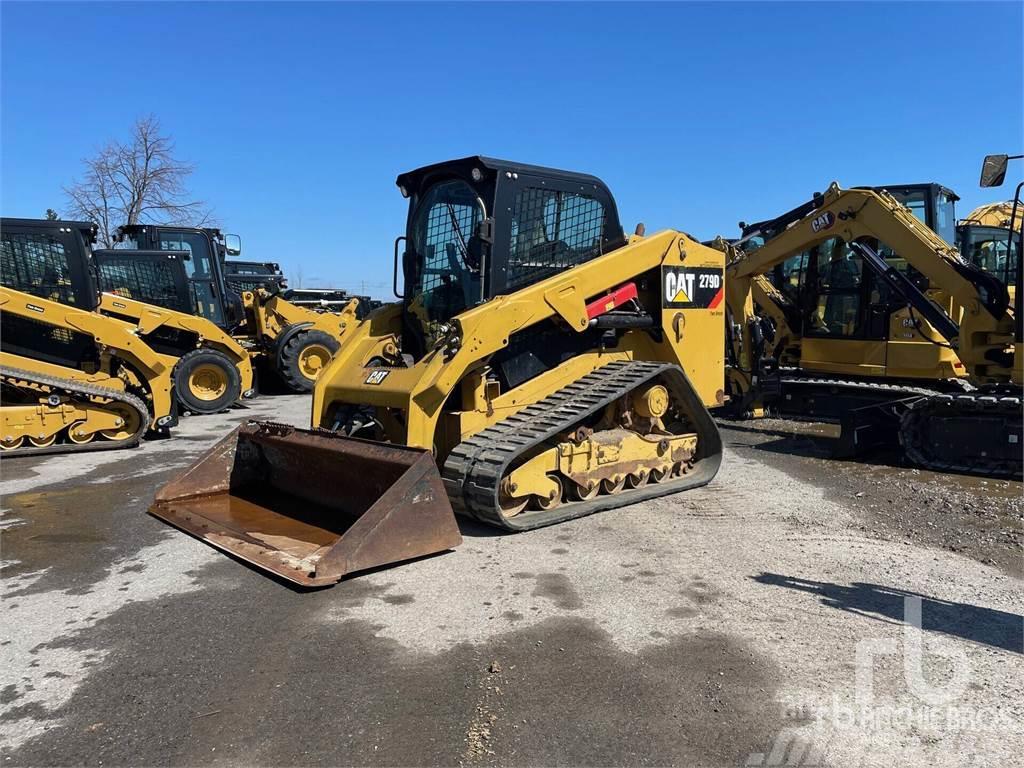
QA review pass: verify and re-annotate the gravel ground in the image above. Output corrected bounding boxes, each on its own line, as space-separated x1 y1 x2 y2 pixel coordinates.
1 396 1021 767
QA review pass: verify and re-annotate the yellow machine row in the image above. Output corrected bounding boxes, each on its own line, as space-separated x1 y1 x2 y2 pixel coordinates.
1 218 255 421
6 153 1018 587
106 224 358 394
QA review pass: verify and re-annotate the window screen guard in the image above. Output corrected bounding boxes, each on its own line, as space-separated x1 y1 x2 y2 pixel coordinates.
507 187 606 291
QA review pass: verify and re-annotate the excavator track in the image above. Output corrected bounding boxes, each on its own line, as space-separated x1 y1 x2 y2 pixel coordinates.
772 371 1021 479
0 366 150 458
776 370 950 416
900 391 1023 480
443 360 722 531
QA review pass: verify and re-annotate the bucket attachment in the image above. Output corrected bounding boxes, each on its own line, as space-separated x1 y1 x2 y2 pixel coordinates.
150 422 462 587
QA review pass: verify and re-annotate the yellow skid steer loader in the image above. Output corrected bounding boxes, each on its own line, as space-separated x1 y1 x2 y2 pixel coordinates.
152 157 725 586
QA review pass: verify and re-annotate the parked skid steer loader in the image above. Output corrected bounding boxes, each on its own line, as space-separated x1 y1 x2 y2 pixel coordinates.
0 287 177 456
152 157 725 586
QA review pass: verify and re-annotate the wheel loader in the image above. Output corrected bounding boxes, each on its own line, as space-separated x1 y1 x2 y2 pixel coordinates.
114 225 359 392
1 218 255 416
0 231 178 455
151 156 725 586
957 201 1019 297
722 165 1021 478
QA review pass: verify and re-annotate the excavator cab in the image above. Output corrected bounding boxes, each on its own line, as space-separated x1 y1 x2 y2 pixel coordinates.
876 184 959 246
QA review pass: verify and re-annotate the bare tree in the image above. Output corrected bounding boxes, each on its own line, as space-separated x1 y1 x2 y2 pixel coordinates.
63 115 212 247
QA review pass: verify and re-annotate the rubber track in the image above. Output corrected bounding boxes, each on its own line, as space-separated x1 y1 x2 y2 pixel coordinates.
900 391 1023 479
442 360 721 531
0 366 150 458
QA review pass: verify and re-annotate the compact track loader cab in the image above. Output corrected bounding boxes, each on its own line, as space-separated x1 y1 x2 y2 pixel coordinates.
115 225 357 392
152 156 726 586
0 221 177 455
723 177 1021 478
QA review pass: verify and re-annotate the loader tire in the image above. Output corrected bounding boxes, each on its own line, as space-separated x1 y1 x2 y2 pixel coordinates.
279 330 340 393
174 348 242 415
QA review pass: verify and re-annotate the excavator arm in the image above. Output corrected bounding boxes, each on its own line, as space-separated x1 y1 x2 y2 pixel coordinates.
725 183 1015 396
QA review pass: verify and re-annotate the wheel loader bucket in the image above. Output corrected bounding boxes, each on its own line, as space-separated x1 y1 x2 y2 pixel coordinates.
149 422 462 587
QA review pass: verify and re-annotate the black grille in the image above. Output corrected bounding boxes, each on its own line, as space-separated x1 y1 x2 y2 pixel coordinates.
1 231 77 304
507 188 606 291
97 256 184 311
225 277 283 295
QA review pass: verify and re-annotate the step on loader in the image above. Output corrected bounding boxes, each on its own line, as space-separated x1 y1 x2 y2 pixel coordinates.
152 156 725 586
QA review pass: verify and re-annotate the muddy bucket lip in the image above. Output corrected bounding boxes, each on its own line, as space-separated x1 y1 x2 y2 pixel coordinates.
149 422 463 588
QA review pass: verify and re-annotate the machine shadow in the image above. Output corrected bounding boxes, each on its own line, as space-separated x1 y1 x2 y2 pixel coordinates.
752 572 1023 654
719 419 906 468
456 517 508 539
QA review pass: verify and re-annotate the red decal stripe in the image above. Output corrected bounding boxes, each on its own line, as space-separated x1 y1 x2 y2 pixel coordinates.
708 286 724 309
586 282 638 320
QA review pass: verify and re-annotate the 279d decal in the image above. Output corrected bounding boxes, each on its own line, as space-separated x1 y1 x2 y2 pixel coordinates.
662 266 724 310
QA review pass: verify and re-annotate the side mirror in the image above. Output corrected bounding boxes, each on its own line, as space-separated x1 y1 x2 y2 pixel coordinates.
980 154 1009 188
225 233 242 256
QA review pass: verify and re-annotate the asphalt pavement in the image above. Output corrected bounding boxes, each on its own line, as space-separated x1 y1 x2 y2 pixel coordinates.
2 395 1021 766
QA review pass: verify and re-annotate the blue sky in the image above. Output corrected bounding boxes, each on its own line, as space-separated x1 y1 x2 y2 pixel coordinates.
2 1 1021 298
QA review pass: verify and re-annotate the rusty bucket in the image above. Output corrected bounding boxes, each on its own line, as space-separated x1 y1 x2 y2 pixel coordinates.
150 422 462 587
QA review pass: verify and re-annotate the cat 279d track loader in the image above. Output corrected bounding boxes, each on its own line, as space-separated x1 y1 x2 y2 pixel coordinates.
152 156 725 586
1 218 255 416
0 228 178 455
723 169 1021 478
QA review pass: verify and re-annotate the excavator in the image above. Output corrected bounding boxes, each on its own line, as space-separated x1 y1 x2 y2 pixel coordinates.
151 156 726 586
0 225 178 455
112 225 359 392
722 159 1021 479
1 218 256 416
